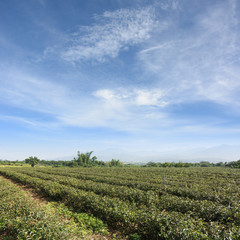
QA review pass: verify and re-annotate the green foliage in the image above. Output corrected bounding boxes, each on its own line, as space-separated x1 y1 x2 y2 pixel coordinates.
124 160 227 168
66 151 106 167
1 154 239 169
73 151 94 166
225 159 240 168
25 156 40 167
0 177 89 239
130 233 141 240
1 167 240 239
48 202 108 235
143 161 211 168
108 159 124 167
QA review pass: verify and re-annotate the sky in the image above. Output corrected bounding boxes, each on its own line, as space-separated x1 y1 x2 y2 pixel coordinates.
0 0 240 162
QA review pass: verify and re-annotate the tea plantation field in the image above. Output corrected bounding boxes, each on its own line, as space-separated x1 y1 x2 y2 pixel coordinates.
1 166 240 239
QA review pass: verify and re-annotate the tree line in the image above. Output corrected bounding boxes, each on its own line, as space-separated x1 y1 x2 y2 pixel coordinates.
0 151 124 167
0 152 239 168
143 161 226 168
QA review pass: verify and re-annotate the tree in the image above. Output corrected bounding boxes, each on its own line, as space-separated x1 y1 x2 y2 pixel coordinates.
73 151 98 167
199 161 212 167
25 156 40 167
108 159 124 167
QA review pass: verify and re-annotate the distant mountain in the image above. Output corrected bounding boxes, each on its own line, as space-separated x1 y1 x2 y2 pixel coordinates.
50 155 74 161
49 145 240 163
193 145 240 162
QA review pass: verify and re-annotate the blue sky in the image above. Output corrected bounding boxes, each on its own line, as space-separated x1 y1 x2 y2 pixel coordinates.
0 0 240 161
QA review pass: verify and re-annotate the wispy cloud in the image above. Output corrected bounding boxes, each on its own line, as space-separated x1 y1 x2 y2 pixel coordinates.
0 116 38 126
157 0 181 11
59 87 168 130
1 0 240 160
138 0 240 108
0 71 69 114
62 6 158 63
1 62 237 135
0 67 169 131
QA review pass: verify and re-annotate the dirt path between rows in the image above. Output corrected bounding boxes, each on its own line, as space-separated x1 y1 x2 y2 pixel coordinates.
0 175 50 205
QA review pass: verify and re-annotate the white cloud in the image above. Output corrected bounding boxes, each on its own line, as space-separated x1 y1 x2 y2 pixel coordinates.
1 0 239 135
62 6 158 63
94 88 167 107
138 0 240 108
94 89 122 101
134 89 167 106
0 68 169 131
157 0 181 11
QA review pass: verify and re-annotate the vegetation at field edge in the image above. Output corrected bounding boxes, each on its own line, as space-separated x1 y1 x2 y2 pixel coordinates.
1 167 240 239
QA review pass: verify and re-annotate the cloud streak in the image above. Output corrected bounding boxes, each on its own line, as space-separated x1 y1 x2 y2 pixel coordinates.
0 71 69 114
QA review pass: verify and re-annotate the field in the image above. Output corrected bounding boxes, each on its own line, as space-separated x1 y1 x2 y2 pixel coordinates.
0 166 240 239
0 174 108 240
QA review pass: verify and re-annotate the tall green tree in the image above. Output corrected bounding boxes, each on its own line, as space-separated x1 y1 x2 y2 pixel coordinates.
25 156 40 167
73 151 97 166
108 159 123 167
